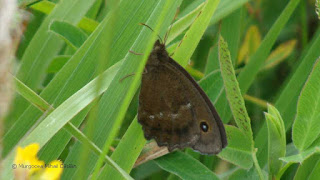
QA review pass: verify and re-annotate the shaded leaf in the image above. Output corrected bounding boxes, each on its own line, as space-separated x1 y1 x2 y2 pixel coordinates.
218 125 253 169
294 154 320 180
49 21 88 50
238 25 261 64
264 39 297 70
155 151 219 180
47 55 71 73
280 146 320 163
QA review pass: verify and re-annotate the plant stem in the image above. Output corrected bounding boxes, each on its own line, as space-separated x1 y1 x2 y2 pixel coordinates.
252 148 265 180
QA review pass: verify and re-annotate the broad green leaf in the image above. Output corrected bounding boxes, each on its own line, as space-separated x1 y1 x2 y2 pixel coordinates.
173 0 220 67
155 151 219 180
1 61 123 179
5 0 95 134
293 59 320 151
49 21 88 50
237 25 261 64
265 104 286 176
280 146 320 163
218 35 252 138
218 125 253 169
47 55 71 73
263 40 297 70
294 154 320 180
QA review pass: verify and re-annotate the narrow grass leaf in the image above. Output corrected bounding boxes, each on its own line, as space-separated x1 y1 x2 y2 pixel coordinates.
210 0 250 25
237 25 261 64
62 1 181 178
263 40 297 70
293 59 320 151
6 0 95 132
47 55 71 73
255 30 320 167
30 1 99 34
49 21 88 50
173 0 220 67
98 118 146 179
166 2 204 44
1 62 121 179
29 0 55 14
155 151 219 180
91 1 179 178
3 8 112 157
13 77 52 112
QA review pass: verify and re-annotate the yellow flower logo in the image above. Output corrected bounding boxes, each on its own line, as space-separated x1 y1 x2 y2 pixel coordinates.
13 143 63 180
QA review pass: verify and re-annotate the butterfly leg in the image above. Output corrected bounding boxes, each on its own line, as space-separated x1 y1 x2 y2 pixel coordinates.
119 69 148 82
129 50 144 55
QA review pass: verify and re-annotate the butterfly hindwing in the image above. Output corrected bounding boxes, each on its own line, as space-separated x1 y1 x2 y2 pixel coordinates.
138 40 227 154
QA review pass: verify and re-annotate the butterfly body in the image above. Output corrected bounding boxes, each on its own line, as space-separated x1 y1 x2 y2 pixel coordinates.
138 40 227 155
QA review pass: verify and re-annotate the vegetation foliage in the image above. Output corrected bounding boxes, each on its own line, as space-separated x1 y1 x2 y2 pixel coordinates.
2 0 320 179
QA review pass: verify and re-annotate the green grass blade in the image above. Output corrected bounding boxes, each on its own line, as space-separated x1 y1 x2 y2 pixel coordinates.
6 0 95 131
13 77 52 112
91 1 179 178
97 118 146 179
61 1 181 178
237 0 301 94
1 61 121 179
47 55 71 73
255 34 320 166
210 0 250 25
3 6 116 158
173 0 220 67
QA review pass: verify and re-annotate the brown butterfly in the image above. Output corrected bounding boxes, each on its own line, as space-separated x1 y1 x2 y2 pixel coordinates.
138 38 227 155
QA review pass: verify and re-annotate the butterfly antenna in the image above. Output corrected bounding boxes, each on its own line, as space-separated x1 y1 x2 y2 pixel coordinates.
164 7 180 45
139 23 164 44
